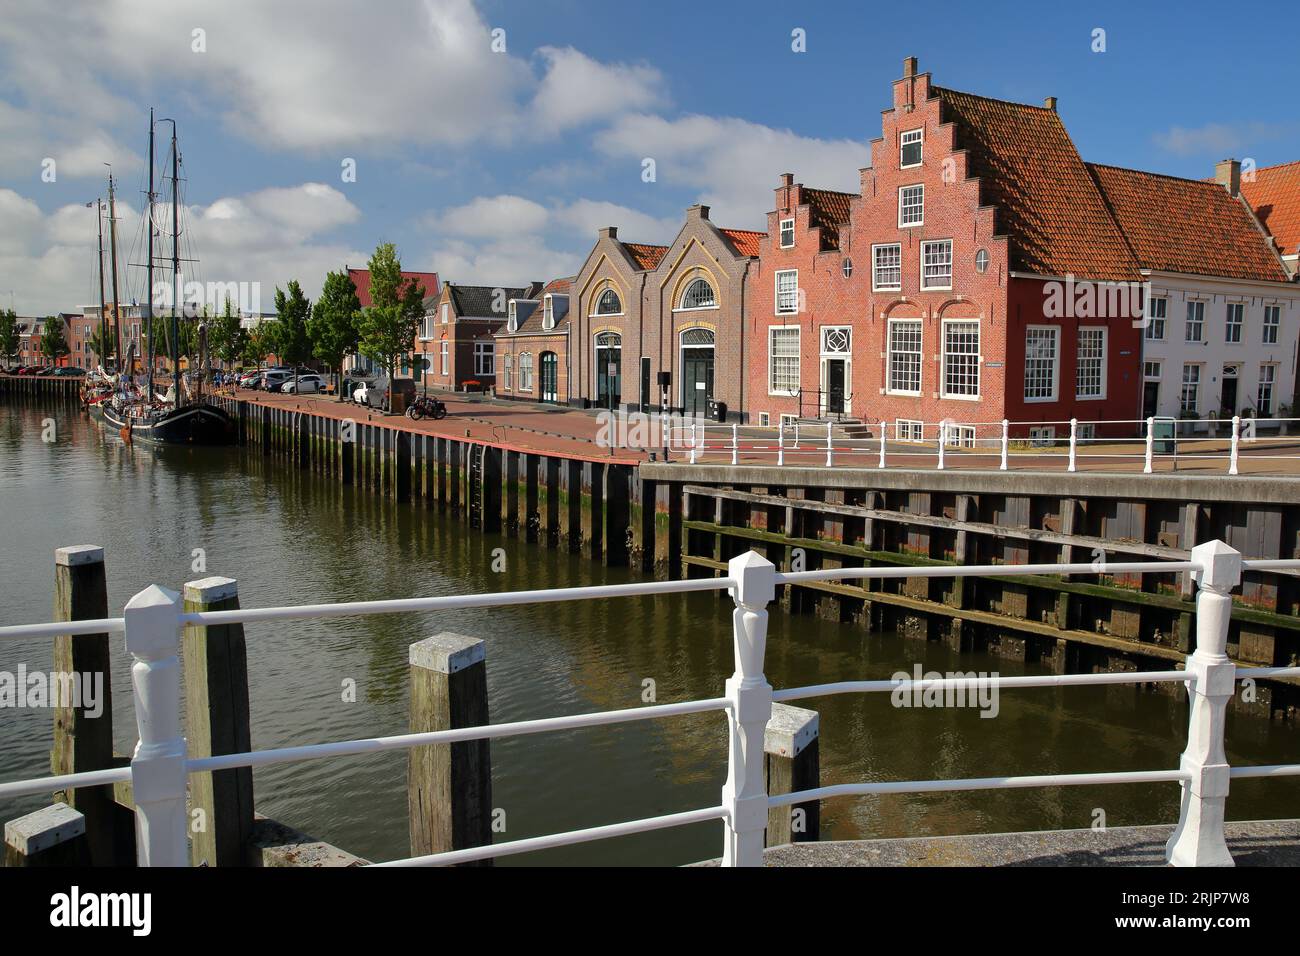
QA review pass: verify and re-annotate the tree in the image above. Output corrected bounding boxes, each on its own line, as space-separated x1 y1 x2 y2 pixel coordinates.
86 324 115 369
242 324 271 368
357 243 423 409
210 296 246 371
0 309 18 368
273 280 312 391
40 315 70 364
308 270 361 400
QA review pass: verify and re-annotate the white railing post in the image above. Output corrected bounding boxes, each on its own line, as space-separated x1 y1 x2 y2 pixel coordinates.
825 421 833 468
777 424 784 466
936 424 946 470
690 422 698 465
721 551 775 868
124 584 189 867
1067 418 1078 472
1228 415 1240 476
731 423 739 466
1166 540 1240 868
1144 416 1154 474
1000 419 1009 471
792 421 800 448
878 420 887 469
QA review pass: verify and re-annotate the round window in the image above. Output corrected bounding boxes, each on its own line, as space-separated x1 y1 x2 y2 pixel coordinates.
842 257 853 278
975 249 990 274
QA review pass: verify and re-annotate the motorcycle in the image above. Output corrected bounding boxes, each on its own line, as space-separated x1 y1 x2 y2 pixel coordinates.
405 393 447 421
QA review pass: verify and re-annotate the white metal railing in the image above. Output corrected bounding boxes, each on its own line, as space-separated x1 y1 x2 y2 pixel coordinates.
2 542 1299 866
659 416 1300 475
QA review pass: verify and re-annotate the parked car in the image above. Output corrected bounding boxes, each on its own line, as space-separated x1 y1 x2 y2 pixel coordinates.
262 370 293 391
36 366 57 376
237 370 262 388
351 375 390 408
281 374 325 394
54 366 86 377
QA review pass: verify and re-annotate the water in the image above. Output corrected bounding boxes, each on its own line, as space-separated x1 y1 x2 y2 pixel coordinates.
1 402 1295 865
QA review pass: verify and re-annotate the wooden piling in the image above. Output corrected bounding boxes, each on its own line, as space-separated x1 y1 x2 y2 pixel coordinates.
4 803 89 867
765 703 820 846
182 576 255 867
407 632 493 864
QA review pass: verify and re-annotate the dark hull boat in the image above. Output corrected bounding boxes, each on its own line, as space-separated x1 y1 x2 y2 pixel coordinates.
102 401 235 446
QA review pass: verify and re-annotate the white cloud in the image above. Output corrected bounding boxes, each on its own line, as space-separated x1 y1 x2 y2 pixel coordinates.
429 237 581 287
596 113 868 227
436 195 550 238
531 46 666 131
552 199 677 244
1152 121 1298 157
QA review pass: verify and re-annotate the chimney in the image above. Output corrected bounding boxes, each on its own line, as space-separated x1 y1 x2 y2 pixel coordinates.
1044 96 1057 112
903 56 917 78
1215 159 1241 197
687 204 710 221
598 226 618 239
779 172 794 187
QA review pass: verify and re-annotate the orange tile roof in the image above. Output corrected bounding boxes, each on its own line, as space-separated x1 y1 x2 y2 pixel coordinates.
622 242 668 271
719 228 764 258
1089 164 1288 282
801 187 854 250
933 86 1141 282
1239 160 1300 258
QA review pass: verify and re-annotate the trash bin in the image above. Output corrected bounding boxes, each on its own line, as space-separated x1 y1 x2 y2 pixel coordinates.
707 398 727 422
1153 417 1176 454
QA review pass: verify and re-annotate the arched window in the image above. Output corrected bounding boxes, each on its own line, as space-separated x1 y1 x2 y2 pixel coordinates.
596 288 622 315
680 278 716 310
519 352 534 392
595 331 622 349
681 328 714 347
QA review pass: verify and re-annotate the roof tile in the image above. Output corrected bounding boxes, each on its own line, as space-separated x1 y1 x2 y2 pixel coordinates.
1239 160 1300 258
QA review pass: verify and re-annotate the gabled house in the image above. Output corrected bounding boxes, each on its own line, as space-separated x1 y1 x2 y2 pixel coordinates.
344 266 439 376
494 277 574 403
421 281 541 392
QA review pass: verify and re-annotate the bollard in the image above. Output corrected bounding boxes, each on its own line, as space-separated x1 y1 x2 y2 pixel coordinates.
1166 540 1240 867
777 425 784 466
1067 418 1078 472
408 633 493 865
1228 416 1240 476
825 421 833 467
124 585 189 867
764 704 820 846
1144 416 1154 474
1000 419 1009 471
183 576 255 867
937 426 946 470
878 420 887 469
721 551 775 867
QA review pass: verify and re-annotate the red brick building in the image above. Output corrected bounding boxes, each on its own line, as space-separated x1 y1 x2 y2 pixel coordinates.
421 281 541 392
344 267 439 376
494 277 573 403
746 57 1145 440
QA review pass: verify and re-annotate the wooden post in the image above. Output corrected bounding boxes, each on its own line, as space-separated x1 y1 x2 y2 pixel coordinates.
182 576 255 867
50 544 122 866
4 803 89 867
764 703 820 846
407 632 493 864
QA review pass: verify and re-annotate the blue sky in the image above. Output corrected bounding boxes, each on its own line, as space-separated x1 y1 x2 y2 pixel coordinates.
2 0 1297 315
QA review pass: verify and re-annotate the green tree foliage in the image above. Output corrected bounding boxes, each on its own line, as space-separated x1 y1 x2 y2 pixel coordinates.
242 324 271 367
210 296 246 370
308 270 361 400
357 243 423 394
40 315 70 363
0 309 19 367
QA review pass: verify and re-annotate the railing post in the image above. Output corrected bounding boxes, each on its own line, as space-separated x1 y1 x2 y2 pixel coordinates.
1228 415 1240 476
936 424 945 470
1000 419 1009 471
825 421 833 467
792 421 799 448
1166 540 1240 867
777 424 784 466
731 423 739 466
1144 416 1154 474
878 420 887 469
722 551 775 867
124 584 189 867
1067 418 1078 472
690 422 698 465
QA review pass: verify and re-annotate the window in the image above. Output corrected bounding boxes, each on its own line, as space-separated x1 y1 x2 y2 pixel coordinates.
519 352 533 392
1143 360 1162 379
842 257 853 279
887 319 922 395
779 218 794 248
1076 327 1106 399
596 288 622 315
975 249 989 274
895 419 924 441
1225 303 1243 343
1077 423 1096 441
439 340 449 376
1263 305 1280 344
872 244 901 291
1185 301 1204 342
503 353 512 391
441 303 449 324
943 424 976 448
942 320 980 398
921 240 953 290
420 314 435 339
821 326 850 354
1180 364 1201 413
1146 297 1167 340
1024 326 1059 401
542 296 555 331
474 341 494 376
506 302 518 334
898 185 924 226
769 327 800 394
1258 365 1276 416
680 278 716 310
1028 426 1056 446
900 128 923 168
759 413 770 426
775 270 799 315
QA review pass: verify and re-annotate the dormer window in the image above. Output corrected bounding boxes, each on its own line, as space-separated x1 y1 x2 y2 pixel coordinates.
779 218 795 248
542 295 555 331
901 128 923 168
506 301 518 333
596 288 621 315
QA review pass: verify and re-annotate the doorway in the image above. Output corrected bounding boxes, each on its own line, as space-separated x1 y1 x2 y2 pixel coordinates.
1220 365 1239 417
595 332 621 409
540 351 558 403
1142 380 1159 419
680 328 715 418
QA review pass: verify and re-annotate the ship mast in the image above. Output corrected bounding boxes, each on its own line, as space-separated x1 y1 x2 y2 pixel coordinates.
146 109 156 398
105 166 122 373
169 121 180 403
95 198 107 370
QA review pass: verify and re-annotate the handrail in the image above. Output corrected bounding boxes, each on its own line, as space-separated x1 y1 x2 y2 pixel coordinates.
2 542 1299 867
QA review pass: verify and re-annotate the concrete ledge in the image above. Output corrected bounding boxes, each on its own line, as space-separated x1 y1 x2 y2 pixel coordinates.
247 815 369 867
694 819 1300 866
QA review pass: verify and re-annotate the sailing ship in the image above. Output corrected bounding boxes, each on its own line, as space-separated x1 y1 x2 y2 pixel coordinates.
99 111 233 446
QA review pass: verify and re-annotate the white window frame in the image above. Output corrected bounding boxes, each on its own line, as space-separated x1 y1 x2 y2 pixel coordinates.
775 270 799 315
441 302 449 324
1225 302 1244 344
1028 426 1056 446
542 295 555 331
1258 364 1277 416
768 326 800 396
1185 300 1205 342
895 419 924 442
1143 360 1162 380
758 412 770 426
593 287 623 317
872 243 902 292
940 319 980 400
1263 304 1280 344
779 218 795 249
419 314 434 340
1180 363 1202 414
920 239 953 291
900 128 924 169
439 340 449 376
678 277 717 312
519 352 533 392
886 318 923 396
1075 326 1107 400
1145 296 1167 341
502 353 512 391
506 301 518 334
1023 325 1060 403
942 423 976 448
474 340 494 377
898 184 924 227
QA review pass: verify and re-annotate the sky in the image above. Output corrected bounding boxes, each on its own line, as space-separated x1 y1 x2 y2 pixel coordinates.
2 0 1298 316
